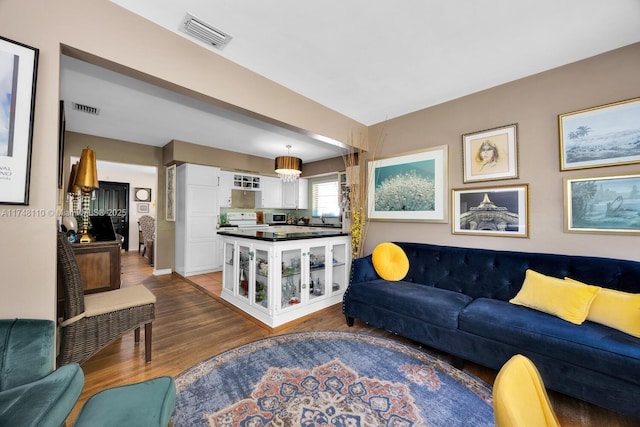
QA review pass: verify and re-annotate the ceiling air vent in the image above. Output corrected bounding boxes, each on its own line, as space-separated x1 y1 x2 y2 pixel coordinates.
182 13 232 50
72 102 100 115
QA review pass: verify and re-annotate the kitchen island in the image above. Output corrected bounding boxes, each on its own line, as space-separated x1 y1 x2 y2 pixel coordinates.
218 226 350 329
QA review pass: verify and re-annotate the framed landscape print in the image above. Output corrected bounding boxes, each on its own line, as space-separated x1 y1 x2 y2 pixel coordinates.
462 123 518 183
564 173 640 235
452 184 529 237
559 97 640 171
368 145 448 222
0 36 39 204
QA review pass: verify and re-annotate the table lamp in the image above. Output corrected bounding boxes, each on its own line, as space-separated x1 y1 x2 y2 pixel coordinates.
63 161 80 233
74 147 99 243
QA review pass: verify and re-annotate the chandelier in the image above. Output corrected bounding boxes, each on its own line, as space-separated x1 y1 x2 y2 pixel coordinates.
274 145 302 182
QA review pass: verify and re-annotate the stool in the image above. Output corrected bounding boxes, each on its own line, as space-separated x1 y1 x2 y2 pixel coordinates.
74 376 176 427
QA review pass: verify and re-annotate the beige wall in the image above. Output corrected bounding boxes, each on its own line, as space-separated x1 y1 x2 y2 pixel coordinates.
1 0 637 321
365 42 640 262
64 132 171 268
0 0 364 320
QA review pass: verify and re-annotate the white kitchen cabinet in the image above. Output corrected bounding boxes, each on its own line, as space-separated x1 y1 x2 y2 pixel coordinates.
256 176 282 208
175 163 220 276
220 234 350 328
282 178 308 209
218 170 234 208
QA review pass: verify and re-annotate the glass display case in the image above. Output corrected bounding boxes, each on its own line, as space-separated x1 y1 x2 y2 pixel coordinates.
220 235 350 329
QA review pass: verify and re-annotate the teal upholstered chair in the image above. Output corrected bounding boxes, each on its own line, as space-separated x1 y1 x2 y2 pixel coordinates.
73 376 176 427
0 318 84 426
0 319 176 426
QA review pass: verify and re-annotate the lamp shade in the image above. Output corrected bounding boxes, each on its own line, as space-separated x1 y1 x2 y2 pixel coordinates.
74 147 99 189
275 155 302 182
67 161 80 193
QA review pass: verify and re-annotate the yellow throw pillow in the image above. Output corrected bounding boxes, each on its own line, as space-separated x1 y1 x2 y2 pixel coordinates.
372 242 409 281
510 269 600 324
565 278 640 338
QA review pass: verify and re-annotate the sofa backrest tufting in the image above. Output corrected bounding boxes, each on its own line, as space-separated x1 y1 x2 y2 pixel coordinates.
393 242 640 301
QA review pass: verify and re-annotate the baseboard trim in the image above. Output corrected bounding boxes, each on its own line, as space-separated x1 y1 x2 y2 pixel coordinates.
153 268 172 276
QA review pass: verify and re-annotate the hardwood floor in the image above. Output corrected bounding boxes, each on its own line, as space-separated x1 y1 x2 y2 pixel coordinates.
67 251 639 426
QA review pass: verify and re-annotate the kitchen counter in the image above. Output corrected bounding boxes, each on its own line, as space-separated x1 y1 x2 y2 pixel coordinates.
217 227 348 242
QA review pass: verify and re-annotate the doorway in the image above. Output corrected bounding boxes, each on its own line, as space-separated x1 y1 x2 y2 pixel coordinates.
91 181 130 250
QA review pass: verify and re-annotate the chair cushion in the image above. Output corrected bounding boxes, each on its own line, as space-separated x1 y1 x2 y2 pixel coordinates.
0 319 55 391
84 285 156 317
0 363 83 427
74 376 176 427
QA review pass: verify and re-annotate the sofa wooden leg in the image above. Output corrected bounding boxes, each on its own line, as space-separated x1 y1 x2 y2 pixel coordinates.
346 316 354 327
134 326 140 343
145 322 152 363
452 356 465 370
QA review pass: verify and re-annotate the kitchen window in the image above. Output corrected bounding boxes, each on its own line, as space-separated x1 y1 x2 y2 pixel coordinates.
311 176 340 218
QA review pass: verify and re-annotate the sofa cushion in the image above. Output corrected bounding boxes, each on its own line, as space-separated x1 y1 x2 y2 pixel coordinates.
459 298 640 384
510 270 600 324
347 280 473 329
372 242 409 281
566 278 640 338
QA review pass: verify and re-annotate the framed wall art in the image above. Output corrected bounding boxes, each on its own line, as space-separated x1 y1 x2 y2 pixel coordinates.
0 36 39 204
559 97 640 171
452 184 529 237
165 164 176 222
137 203 149 213
462 123 518 183
367 145 448 222
134 187 151 202
564 173 640 235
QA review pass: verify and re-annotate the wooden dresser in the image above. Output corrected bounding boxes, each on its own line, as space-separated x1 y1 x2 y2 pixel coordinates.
72 240 122 292
57 240 122 316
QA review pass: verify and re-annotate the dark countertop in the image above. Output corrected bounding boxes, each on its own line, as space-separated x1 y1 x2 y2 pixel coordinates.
217 228 349 242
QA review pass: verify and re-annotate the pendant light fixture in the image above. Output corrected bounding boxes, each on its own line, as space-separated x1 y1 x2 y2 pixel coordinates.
275 145 302 182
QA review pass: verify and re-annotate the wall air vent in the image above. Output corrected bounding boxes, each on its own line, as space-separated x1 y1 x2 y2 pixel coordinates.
72 102 100 115
182 13 232 50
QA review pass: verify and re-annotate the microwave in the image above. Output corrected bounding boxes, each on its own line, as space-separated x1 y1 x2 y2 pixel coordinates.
265 212 287 224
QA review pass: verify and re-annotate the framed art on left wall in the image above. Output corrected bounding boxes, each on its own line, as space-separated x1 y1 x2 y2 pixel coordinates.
0 36 39 204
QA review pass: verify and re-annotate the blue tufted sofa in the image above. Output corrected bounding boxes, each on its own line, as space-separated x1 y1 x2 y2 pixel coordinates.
343 242 640 419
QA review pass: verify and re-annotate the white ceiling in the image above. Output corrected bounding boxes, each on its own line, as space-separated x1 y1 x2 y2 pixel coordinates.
61 1 640 164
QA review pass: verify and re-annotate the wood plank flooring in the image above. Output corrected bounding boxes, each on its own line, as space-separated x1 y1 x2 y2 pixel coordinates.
67 251 640 426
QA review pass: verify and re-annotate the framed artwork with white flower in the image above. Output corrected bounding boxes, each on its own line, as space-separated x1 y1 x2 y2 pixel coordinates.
367 145 448 222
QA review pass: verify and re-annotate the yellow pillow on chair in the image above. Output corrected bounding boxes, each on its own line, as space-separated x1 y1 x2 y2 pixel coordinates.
372 242 409 281
510 269 600 324
565 277 640 338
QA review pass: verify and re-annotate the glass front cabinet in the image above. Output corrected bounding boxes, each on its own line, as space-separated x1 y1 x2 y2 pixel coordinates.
221 236 350 328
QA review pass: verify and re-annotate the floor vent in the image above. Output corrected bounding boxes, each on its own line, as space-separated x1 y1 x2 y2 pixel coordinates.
181 12 232 50
72 102 100 115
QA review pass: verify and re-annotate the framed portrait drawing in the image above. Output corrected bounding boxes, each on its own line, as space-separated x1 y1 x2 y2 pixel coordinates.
564 173 640 235
452 184 529 237
462 123 518 183
367 145 448 222
0 36 39 204
165 164 176 222
559 97 640 171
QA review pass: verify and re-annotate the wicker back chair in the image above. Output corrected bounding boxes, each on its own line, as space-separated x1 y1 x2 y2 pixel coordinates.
139 215 155 265
57 233 156 365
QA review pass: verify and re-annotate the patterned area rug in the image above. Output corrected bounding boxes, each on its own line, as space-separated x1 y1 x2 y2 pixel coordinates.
173 331 494 426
